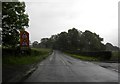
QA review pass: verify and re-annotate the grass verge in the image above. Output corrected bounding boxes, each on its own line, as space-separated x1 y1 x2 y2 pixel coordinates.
66 51 119 62
66 53 99 61
3 48 52 65
2 48 52 82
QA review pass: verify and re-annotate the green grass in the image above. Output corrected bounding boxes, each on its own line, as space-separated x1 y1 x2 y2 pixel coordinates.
3 48 52 65
31 48 51 52
66 51 120 62
66 53 99 61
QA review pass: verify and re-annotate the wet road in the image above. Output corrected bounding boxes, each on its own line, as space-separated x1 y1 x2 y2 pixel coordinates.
24 50 118 82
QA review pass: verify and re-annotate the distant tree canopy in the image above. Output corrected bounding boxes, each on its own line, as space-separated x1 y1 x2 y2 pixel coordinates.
80 30 105 51
38 28 106 52
106 43 119 51
32 41 39 48
2 2 29 48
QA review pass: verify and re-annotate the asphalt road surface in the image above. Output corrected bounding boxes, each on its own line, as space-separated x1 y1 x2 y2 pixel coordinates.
24 50 118 82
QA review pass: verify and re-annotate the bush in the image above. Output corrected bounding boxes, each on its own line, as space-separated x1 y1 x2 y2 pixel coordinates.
66 50 112 61
2 48 16 57
2 47 31 57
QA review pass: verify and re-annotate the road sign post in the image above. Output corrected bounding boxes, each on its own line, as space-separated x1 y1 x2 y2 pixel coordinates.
20 30 29 50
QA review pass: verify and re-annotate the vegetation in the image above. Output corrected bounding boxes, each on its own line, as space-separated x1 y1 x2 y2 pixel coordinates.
3 48 52 65
66 53 99 61
2 2 29 48
2 1 119 64
110 51 119 62
32 28 119 62
0 2 1 45
34 28 106 52
2 2 53 66
65 51 112 61
65 51 119 62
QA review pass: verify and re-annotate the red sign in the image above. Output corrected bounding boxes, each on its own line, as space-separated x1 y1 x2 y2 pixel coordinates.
20 31 29 48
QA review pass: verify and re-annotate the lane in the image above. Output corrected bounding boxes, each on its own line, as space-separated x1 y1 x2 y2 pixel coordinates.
58 51 118 82
24 50 118 82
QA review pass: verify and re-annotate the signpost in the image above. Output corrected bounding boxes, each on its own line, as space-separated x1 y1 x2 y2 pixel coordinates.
20 30 29 50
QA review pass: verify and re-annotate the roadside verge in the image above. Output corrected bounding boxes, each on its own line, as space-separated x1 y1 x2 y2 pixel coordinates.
65 52 118 73
2 48 52 83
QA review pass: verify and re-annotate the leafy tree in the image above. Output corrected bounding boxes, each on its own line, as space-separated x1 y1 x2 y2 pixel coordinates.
2 2 29 48
55 32 68 50
32 41 39 48
39 28 106 52
80 30 105 51
67 28 80 50
40 38 50 48
106 43 119 51
50 35 59 49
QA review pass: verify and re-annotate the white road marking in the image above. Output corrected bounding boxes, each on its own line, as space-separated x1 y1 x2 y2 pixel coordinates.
39 64 44 65
49 56 53 61
52 52 54 55
39 62 44 66
61 60 66 65
49 52 54 61
59 56 66 65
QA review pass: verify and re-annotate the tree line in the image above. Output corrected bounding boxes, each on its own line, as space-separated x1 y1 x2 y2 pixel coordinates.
33 28 107 52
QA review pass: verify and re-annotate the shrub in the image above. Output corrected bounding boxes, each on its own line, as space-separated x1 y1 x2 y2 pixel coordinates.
66 50 112 61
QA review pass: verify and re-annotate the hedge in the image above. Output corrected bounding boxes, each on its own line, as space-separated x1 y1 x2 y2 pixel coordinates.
66 50 112 61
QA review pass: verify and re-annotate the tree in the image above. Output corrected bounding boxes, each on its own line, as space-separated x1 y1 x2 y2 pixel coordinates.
55 32 68 50
106 43 119 51
50 35 59 49
80 30 105 51
32 41 39 48
39 28 106 52
67 28 80 50
2 2 29 48
40 38 49 48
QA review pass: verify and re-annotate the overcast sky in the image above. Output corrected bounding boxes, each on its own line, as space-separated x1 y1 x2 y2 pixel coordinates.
21 0 119 47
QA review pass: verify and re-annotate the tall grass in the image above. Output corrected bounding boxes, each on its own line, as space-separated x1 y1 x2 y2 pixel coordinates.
3 48 52 65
